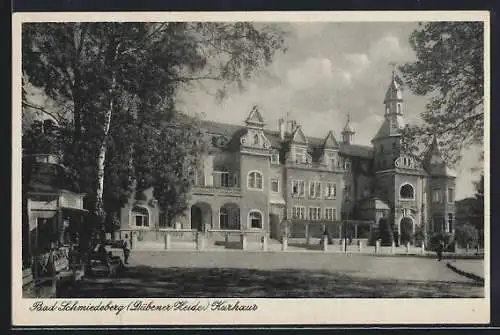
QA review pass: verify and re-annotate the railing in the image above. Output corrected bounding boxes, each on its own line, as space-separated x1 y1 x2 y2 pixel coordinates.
191 185 242 197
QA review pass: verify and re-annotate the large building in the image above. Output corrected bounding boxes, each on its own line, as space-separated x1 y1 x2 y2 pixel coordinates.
119 73 457 245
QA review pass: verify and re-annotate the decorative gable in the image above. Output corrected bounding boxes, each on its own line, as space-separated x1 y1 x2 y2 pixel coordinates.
244 105 265 128
240 129 271 150
291 125 308 144
323 131 339 149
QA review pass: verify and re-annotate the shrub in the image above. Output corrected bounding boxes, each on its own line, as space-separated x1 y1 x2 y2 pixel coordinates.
428 232 453 251
378 217 393 246
454 224 479 248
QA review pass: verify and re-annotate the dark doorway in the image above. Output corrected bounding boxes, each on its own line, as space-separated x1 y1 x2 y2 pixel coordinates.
191 206 203 231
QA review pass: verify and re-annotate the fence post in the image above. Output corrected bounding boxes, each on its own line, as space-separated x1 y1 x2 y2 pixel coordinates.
262 234 268 252
305 224 310 245
281 233 288 251
164 231 171 250
406 241 410 254
196 232 205 251
322 235 328 252
421 241 425 255
131 231 138 250
391 241 395 254
358 240 363 252
341 238 345 253
375 240 380 254
224 232 229 244
240 232 247 251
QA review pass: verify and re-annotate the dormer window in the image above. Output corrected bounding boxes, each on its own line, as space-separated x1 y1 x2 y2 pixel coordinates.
253 134 260 145
397 103 402 114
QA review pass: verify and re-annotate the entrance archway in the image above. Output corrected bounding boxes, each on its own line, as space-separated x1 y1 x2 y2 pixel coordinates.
191 202 212 231
400 217 414 245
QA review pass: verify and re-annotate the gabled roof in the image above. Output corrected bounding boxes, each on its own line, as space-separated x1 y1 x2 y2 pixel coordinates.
372 115 405 141
244 105 265 127
198 119 374 160
291 125 308 144
323 130 339 149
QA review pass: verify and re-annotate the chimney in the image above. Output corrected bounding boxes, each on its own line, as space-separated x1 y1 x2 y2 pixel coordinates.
278 118 285 140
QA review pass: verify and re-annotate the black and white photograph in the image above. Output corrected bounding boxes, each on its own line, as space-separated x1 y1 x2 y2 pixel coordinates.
13 11 489 325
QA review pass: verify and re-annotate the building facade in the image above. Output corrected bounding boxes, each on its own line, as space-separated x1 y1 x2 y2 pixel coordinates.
119 74 457 244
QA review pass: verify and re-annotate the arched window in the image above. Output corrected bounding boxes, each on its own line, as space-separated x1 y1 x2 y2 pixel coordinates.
247 171 263 190
397 104 402 114
249 210 263 229
253 134 260 145
400 184 414 200
131 206 149 227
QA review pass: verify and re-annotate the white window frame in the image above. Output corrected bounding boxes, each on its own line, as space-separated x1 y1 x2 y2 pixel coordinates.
292 206 306 220
248 210 263 229
399 183 415 200
325 182 337 199
308 207 321 221
432 189 442 203
270 152 280 165
270 178 280 193
325 207 337 221
447 188 455 203
130 205 150 229
247 170 263 190
291 179 305 197
309 181 321 199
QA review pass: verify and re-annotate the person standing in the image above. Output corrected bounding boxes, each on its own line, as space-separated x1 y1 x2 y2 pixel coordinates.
122 234 130 265
436 240 444 261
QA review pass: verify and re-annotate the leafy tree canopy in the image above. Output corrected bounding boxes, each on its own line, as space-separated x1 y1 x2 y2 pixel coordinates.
399 22 484 166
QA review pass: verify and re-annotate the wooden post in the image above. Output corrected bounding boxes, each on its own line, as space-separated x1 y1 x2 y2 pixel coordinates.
375 240 380 254
358 240 363 252
224 232 229 244
341 238 346 253
322 235 328 251
406 241 410 254
391 241 395 254
421 241 425 255
131 231 137 250
262 234 268 251
196 232 205 251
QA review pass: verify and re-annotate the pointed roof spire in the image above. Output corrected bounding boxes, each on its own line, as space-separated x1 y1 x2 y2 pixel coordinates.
424 133 456 177
384 64 403 104
342 113 355 134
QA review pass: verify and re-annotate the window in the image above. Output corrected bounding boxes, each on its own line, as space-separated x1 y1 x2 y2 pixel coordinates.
292 180 305 197
295 148 305 163
344 185 352 200
270 153 279 165
325 183 337 198
325 208 337 221
447 213 453 233
131 206 149 227
292 206 306 220
433 189 442 203
271 178 279 193
308 207 321 221
397 103 401 114
249 210 262 229
309 181 321 198
220 207 229 228
344 160 351 170
231 209 241 229
247 171 263 190
400 183 414 199
253 134 260 145
447 188 454 203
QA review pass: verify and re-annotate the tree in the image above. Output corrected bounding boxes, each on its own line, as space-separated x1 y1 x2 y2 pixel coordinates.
399 22 484 165
378 216 393 246
454 223 479 248
22 22 287 232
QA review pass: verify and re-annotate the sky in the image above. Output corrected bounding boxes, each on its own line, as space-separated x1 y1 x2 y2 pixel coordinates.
177 22 483 200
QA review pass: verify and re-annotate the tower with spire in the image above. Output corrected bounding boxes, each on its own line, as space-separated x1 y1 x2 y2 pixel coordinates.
341 113 355 144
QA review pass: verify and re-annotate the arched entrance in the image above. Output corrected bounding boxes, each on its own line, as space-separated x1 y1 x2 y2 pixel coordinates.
400 217 414 245
191 202 212 231
219 203 240 230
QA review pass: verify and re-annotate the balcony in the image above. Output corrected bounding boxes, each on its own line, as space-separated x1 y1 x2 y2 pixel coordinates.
192 171 241 197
